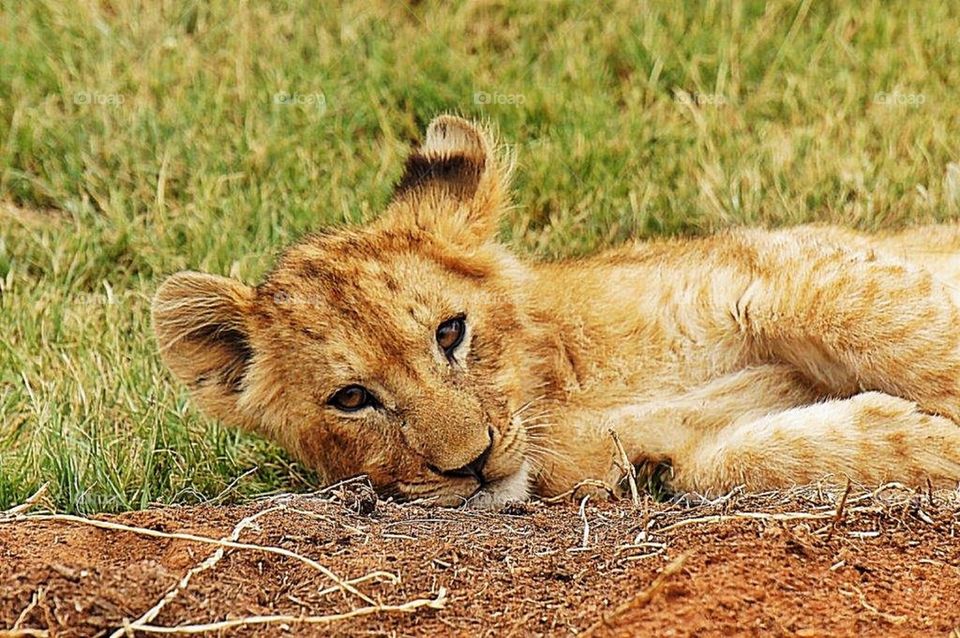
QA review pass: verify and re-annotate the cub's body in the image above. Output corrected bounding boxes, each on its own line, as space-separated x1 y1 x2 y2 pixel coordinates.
154 117 960 507
515 225 960 496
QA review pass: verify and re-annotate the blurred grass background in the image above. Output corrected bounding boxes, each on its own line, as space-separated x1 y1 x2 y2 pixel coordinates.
2 0 960 512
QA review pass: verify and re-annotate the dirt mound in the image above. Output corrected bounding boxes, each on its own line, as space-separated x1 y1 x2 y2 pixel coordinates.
2 481 959 636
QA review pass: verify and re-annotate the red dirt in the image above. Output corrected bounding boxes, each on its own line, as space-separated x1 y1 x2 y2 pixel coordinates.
2 481 959 637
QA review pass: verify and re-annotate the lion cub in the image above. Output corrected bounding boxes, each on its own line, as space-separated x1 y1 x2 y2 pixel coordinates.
154 116 960 508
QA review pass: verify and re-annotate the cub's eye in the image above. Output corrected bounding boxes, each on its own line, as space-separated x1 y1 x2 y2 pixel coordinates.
329 385 373 412
436 315 466 356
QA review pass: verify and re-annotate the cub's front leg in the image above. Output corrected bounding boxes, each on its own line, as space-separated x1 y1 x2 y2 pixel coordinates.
670 392 960 495
533 366 960 499
733 229 960 422
535 365 817 498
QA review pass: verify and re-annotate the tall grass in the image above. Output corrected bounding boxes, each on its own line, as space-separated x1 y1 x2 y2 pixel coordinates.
2 0 959 512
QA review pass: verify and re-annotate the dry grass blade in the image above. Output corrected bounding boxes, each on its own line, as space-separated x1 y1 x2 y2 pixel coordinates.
111 505 288 638
315 572 401 598
118 589 448 635
6 586 46 636
6 512 375 606
1 484 49 519
654 510 836 535
609 429 639 507
577 495 591 550
826 479 852 540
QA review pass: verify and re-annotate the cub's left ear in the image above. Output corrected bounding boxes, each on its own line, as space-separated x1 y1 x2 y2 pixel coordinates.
152 271 259 431
385 115 513 247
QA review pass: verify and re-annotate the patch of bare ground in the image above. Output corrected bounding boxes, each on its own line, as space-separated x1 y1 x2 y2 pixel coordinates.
2 480 959 637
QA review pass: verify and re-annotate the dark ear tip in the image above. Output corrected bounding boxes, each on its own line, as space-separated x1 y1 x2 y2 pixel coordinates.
422 115 489 158
426 114 480 134
383 114 511 244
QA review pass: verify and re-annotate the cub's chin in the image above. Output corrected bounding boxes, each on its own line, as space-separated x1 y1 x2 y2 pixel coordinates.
463 460 533 510
406 460 532 509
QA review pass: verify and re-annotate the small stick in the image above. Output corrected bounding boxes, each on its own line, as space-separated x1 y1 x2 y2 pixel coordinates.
315 572 400 598
252 476 374 504
312 475 375 497
609 429 639 507
581 552 691 636
870 482 909 499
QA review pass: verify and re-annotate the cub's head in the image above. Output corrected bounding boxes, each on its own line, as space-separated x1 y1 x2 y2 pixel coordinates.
153 116 542 508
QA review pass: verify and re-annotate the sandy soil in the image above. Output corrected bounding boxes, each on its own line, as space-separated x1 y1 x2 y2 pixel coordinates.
2 480 959 637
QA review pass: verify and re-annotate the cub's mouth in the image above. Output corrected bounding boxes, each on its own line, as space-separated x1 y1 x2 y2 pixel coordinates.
412 421 533 509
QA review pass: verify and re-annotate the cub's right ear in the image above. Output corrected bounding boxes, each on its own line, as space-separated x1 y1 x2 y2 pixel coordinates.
152 271 258 429
383 115 513 248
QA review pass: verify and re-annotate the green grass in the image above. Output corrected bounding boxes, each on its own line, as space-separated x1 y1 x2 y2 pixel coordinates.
2 0 960 512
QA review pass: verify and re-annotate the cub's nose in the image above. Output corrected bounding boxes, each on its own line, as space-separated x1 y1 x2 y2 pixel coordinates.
432 429 494 484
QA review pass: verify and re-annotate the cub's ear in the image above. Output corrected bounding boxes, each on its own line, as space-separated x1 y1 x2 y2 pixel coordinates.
152 271 258 430
385 115 513 247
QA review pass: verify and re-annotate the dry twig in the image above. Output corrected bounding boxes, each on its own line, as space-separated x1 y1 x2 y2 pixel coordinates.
0 629 49 637
575 495 591 550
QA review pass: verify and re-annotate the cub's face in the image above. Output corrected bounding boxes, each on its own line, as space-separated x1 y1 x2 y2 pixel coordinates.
153 116 540 508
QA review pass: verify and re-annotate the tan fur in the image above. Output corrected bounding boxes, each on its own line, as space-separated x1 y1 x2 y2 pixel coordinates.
153 115 960 507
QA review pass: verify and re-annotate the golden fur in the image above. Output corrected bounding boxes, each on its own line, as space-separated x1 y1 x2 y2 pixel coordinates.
153 116 960 508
